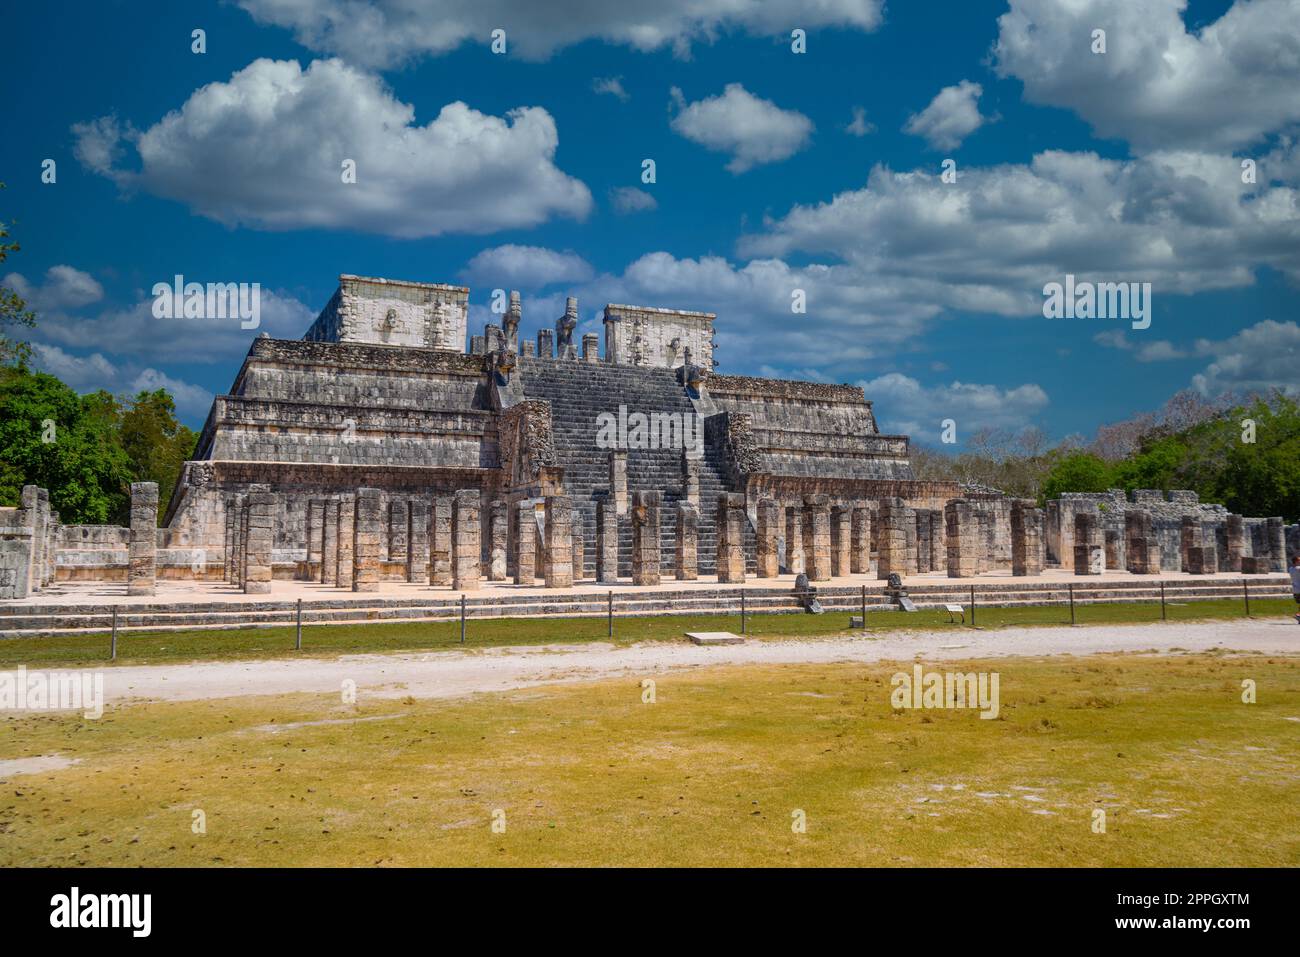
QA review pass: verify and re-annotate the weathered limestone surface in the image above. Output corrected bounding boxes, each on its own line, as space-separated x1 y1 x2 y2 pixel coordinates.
128 482 159 596
756 498 779 578
1073 512 1102 576
407 498 430 582
851 506 872 575
242 492 274 594
513 501 537 585
927 509 946 575
388 499 408 562
914 509 931 575
353 488 383 592
571 507 585 582
631 491 661 586
1010 500 1044 577
542 496 573 588
945 500 979 578
878 498 911 580
452 490 481 590
682 452 700 510
488 500 508 581
831 506 852 576
675 502 699 581
609 451 628 516
596 500 618 583
716 493 746 583
803 494 831 582
784 506 804 575
321 500 339 585
1224 514 1245 572
431 497 452 586
336 497 355 589
1266 517 1286 572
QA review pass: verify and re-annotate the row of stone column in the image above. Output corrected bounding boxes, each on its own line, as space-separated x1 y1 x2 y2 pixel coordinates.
0 485 63 599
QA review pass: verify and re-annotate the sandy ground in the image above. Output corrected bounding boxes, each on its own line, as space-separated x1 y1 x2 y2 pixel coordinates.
14 618 1293 709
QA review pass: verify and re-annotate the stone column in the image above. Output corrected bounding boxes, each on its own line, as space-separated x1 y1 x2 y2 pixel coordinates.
675 502 698 581
488 500 508 581
928 510 946 575
756 498 779 578
850 506 872 575
128 481 159 596
1125 509 1160 574
408 498 430 582
609 451 628 516
537 329 554 357
223 497 238 582
1104 529 1122 571
944 500 979 578
242 491 274 595
631 491 661 586
233 499 247 589
322 500 339 585
23 486 44 594
306 500 324 571
802 494 831 582
388 500 409 562
542 495 573 588
716 493 746 583
904 506 921 575
1266 517 1286 572
430 497 452 586
514 501 537 585
682 452 700 510
596 500 618 582
829 506 851 577
452 490 481 590
1074 512 1102 575
1225 514 1245 572
913 510 931 575
877 499 910 580
1011 500 1044 577
784 505 804 575
571 507 585 582
582 333 600 363
975 510 993 574
353 488 383 592
336 497 355 589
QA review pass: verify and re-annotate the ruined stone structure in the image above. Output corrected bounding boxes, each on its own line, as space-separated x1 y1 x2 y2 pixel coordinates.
6 274 1295 598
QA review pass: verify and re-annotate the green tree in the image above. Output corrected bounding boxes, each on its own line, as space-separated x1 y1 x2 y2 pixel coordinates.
119 389 199 511
1039 451 1113 503
0 365 133 522
0 183 35 366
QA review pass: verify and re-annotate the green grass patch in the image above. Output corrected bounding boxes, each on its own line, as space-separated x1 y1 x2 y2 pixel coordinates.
0 598 1292 668
1 653 1296 867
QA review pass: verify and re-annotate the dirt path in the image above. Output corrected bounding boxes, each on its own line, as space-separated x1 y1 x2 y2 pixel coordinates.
16 618 1284 708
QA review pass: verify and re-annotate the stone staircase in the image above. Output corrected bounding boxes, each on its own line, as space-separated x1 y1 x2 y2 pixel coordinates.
517 356 756 576
0 576 1287 638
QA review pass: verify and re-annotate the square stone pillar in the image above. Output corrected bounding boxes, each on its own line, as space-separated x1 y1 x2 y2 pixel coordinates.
452 489 481 590
305 499 323 564
913 510 931 574
232 499 247 589
631 490 661 586
537 329 554 358
430 497 452 585
756 498 779 578
944 500 979 578
388 500 409 562
1266 517 1286 572
596 500 618 582
716 493 746 583
582 333 600 363
802 494 832 582
1124 509 1161 574
542 495 573 588
353 488 383 592
850 506 872 575
242 491 275 595
322 501 339 585
336 497 355 589
514 501 537 585
488 500 508 581
128 481 159 596
1224 514 1245 572
408 498 430 582
682 452 700 509
609 451 628 516
23 487 46 594
904 507 921 575
928 510 947 575
675 502 698 581
877 498 910 580
830 506 852 576
784 505 804 575
223 497 238 582
975 510 992 574
1104 529 1122 570
1073 512 1102 575
1011 500 1044 577
571 507 585 582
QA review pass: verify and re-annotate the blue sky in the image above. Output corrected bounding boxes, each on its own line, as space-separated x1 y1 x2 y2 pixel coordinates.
3 0 1297 444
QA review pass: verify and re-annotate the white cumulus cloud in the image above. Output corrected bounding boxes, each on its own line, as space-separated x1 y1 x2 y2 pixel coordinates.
669 84 814 173
903 80 990 151
461 245 595 289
